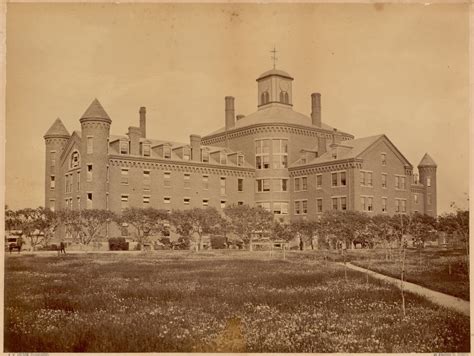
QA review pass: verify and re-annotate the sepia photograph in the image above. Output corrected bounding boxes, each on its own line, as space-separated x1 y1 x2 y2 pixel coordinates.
3 2 471 353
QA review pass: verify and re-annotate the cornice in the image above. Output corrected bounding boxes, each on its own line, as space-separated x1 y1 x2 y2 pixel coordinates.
289 159 362 176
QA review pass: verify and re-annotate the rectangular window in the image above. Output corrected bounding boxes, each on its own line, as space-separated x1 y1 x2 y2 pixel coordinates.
163 146 171 159
87 193 93 209
120 140 129 154
184 198 190 205
316 174 322 188
294 177 301 191
164 197 171 204
87 136 93 154
164 172 171 187
77 171 81 191
332 173 338 187
400 177 406 190
332 198 338 210
381 174 387 188
294 201 301 215
273 178 288 192
427 195 432 205
395 176 400 189
361 196 373 212
272 139 288 168
401 199 406 213
184 173 191 189
220 152 227 165
257 179 270 192
50 175 55 189
49 199 55 211
237 155 244 167
381 153 387 166
257 202 271 212
202 199 209 207
360 171 373 187
238 201 244 206
143 196 150 207
238 178 243 192
77 197 80 210
341 197 347 211
381 198 387 212
414 194 418 204
121 195 129 211
202 149 209 163
220 200 226 209
87 164 93 182
143 170 151 190
256 139 271 169
302 177 308 191
143 143 151 157
302 200 308 214
340 172 346 186
360 171 365 185
366 172 373 187
220 177 226 195
427 177 431 187
202 175 209 190
50 151 56 168
395 199 400 213
317 198 323 213
183 148 190 161
121 168 129 185
273 202 289 215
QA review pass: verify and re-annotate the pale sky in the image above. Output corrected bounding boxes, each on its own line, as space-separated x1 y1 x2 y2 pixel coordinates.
5 3 470 213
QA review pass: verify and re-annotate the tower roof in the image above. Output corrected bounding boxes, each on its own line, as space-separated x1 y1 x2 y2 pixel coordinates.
44 118 70 139
418 153 437 167
80 98 111 122
257 69 293 81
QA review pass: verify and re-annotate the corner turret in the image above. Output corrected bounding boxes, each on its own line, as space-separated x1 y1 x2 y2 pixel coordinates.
417 153 437 217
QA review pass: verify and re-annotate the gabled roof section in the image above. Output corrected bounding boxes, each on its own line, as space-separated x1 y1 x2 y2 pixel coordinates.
44 118 70 139
80 98 111 122
290 134 412 169
59 131 82 163
418 153 437 168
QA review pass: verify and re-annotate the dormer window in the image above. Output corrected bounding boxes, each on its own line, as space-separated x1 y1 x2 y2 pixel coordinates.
163 145 171 159
142 143 151 157
220 152 227 165
237 154 244 167
183 147 190 161
70 151 80 169
280 91 289 104
120 140 129 155
202 149 209 163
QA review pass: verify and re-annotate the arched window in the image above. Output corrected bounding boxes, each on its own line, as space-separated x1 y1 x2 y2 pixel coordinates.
280 91 289 104
70 151 80 169
284 92 289 104
261 91 269 105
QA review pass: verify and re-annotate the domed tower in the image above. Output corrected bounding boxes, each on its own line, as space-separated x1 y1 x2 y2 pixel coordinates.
79 99 112 210
418 153 437 217
44 118 70 210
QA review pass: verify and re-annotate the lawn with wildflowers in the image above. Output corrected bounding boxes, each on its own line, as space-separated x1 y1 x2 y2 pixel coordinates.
4 250 470 352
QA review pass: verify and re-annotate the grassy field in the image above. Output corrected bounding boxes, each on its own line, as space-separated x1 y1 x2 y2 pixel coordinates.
341 248 469 301
4 250 470 352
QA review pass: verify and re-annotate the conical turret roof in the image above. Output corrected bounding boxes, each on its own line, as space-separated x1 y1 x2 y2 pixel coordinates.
418 153 437 167
80 98 111 122
44 118 70 139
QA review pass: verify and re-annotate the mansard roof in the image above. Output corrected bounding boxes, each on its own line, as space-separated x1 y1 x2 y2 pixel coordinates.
44 118 70 139
418 153 437 168
80 98 111 122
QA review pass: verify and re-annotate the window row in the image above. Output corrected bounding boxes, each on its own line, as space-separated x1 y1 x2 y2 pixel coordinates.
256 178 288 192
257 201 290 215
255 139 288 169
120 195 233 210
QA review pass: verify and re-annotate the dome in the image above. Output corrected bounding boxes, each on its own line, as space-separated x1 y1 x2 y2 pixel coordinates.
257 69 293 81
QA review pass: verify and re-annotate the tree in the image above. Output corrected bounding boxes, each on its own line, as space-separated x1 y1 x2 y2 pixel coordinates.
14 208 47 251
34 207 61 247
438 208 469 255
370 214 396 260
170 208 222 251
224 204 274 250
116 207 169 247
60 209 115 246
290 219 321 250
5 207 20 231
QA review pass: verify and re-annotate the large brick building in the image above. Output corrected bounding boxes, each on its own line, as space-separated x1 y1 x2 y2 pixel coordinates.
44 68 437 237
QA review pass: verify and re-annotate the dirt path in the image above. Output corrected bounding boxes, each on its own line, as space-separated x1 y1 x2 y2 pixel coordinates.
343 262 470 317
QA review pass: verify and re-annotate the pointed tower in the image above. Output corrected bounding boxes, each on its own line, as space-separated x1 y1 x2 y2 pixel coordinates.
44 118 70 210
79 99 112 210
418 153 437 217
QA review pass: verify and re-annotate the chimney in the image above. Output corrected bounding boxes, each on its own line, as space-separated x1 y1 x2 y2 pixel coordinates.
190 134 201 162
128 126 141 155
311 93 321 127
139 107 146 138
236 114 245 121
225 96 235 130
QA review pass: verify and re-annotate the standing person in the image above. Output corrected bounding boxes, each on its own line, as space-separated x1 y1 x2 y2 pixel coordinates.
58 241 66 255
